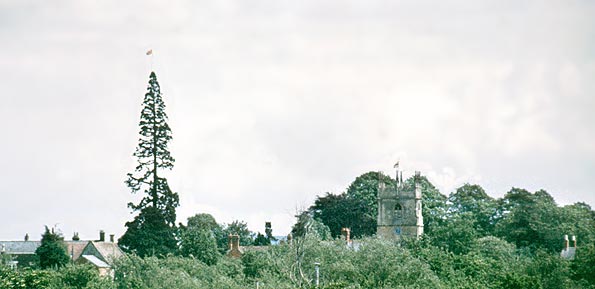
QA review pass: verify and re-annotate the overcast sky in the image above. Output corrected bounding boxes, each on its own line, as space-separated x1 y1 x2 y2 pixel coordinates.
1 0 594 240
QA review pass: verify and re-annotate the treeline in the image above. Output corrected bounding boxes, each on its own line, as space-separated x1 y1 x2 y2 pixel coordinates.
306 171 595 254
2 171 595 288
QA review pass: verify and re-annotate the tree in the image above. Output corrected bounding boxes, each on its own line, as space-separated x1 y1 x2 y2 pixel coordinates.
572 242 595 286
402 175 448 235
344 171 394 237
183 213 228 253
179 213 226 259
120 71 179 257
310 192 351 238
253 233 270 246
35 226 69 269
492 188 594 253
119 207 178 257
224 220 254 246
448 183 497 235
179 227 220 265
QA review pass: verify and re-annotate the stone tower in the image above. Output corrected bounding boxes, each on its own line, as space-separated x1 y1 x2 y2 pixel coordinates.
377 166 423 239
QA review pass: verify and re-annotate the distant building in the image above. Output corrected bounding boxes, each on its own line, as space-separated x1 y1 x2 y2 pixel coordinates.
377 165 423 240
0 230 123 276
0 240 40 268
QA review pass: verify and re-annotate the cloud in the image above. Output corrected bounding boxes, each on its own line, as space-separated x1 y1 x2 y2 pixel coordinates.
0 0 594 238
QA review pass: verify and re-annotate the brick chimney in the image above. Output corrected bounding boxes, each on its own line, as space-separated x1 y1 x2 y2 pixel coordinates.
564 234 569 250
110 234 115 243
572 235 576 247
227 234 242 258
341 228 351 244
99 230 105 242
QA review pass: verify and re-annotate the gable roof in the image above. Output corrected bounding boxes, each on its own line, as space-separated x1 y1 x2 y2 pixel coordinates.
0 241 41 254
79 255 110 268
83 241 124 264
65 241 89 261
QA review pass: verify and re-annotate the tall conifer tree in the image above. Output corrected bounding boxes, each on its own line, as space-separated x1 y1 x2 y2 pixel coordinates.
119 71 179 257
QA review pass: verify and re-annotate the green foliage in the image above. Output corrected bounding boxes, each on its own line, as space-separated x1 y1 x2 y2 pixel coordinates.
224 220 254 246
4 236 595 289
35 226 69 269
182 213 229 254
119 206 178 257
112 254 246 289
0 266 56 289
344 171 394 237
253 232 271 246
402 175 448 235
572 242 595 286
50 264 113 289
308 171 394 238
121 71 179 257
448 183 497 235
311 192 374 238
292 211 332 240
179 227 220 265
186 213 219 230
496 188 568 252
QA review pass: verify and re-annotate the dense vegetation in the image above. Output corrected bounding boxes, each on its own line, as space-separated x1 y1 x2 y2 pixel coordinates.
2 171 595 288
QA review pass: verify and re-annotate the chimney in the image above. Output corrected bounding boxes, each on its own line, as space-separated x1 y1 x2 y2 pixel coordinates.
572 235 576 247
110 234 115 243
99 230 105 242
341 228 351 244
228 234 233 250
232 234 240 250
226 234 242 258
564 234 569 250
24 233 29 241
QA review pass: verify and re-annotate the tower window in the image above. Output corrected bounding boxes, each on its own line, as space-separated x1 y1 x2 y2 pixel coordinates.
394 203 403 218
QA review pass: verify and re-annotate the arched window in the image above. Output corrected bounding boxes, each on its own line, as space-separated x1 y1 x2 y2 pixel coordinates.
394 203 403 218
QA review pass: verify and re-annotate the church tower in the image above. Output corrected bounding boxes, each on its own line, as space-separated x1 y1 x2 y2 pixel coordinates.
377 164 423 239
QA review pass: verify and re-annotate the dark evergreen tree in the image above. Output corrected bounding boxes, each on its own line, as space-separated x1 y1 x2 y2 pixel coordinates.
35 226 69 269
253 232 270 246
119 71 179 257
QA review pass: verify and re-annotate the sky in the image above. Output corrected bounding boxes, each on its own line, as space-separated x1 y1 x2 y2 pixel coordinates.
1 0 594 241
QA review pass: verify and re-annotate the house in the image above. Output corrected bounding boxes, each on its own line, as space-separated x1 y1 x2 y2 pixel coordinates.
0 240 40 267
76 255 112 277
0 230 123 276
